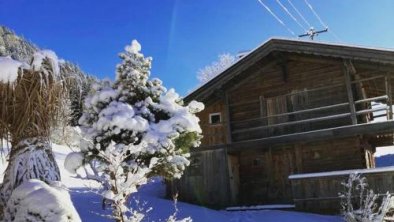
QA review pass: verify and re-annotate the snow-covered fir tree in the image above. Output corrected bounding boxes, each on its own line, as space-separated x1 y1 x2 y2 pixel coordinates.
197 53 236 85
68 40 204 222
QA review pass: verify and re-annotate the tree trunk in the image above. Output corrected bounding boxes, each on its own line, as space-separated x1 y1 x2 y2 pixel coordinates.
0 137 60 208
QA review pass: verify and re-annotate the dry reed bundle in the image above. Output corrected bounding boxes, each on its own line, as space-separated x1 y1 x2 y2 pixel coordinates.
0 57 68 209
0 63 64 146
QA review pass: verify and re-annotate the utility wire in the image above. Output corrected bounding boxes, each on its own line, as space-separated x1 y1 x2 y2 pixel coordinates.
287 0 311 28
328 29 343 43
304 0 326 28
275 0 307 31
303 0 343 42
257 0 296 36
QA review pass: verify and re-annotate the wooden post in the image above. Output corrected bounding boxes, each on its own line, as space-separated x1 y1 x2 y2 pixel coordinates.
224 91 232 144
385 73 393 120
259 96 264 117
344 60 357 125
223 91 235 205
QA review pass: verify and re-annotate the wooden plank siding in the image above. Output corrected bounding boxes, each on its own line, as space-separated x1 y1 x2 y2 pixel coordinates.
228 58 353 142
290 170 394 214
168 149 232 208
236 137 371 206
198 100 228 146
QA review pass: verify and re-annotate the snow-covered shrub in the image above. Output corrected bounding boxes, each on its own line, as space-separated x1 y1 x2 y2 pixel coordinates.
3 179 81 222
339 173 393 222
166 194 192 222
69 40 203 222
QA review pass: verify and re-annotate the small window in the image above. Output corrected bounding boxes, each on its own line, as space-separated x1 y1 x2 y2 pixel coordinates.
209 113 222 125
253 158 262 167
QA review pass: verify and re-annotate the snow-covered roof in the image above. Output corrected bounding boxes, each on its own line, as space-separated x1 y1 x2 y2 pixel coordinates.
185 38 394 102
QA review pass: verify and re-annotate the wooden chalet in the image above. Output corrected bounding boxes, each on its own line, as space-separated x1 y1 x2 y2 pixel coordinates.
168 38 394 213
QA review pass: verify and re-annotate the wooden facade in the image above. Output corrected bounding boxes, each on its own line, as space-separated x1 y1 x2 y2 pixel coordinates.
168 39 394 213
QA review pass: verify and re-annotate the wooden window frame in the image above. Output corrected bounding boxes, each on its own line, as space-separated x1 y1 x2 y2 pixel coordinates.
209 112 222 125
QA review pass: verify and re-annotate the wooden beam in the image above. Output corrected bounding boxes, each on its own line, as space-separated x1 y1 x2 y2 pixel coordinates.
232 102 349 124
344 60 357 124
224 91 232 144
228 120 394 152
232 112 352 134
386 73 393 120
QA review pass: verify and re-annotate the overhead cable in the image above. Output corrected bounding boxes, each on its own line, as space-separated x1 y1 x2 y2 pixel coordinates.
275 0 307 31
303 0 343 42
287 0 311 28
257 0 296 36
304 0 327 28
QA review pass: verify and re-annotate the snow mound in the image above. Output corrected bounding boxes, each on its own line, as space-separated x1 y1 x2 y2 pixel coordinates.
64 152 84 174
4 179 81 222
0 56 29 83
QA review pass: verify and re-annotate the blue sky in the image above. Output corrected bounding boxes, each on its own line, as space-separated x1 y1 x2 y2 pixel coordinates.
1 0 394 95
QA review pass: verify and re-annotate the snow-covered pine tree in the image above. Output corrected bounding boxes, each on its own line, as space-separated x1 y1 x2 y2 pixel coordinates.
71 40 204 222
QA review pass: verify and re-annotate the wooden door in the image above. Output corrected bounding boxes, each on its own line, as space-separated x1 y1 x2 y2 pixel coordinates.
228 154 240 204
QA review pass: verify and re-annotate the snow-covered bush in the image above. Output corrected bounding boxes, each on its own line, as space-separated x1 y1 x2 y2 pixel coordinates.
3 179 81 222
69 40 203 222
339 173 393 222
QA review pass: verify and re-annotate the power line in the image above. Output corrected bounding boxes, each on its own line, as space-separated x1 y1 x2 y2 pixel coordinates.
303 0 343 42
287 0 311 28
257 0 296 37
304 0 326 28
275 0 307 31
328 29 343 43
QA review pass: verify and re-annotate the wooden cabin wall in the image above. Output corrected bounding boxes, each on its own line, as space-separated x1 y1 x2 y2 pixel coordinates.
291 170 394 214
238 145 296 205
237 137 368 206
197 100 228 146
297 137 368 173
228 58 352 142
169 149 231 208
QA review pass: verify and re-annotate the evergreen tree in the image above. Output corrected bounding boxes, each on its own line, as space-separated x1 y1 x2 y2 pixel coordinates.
71 40 204 222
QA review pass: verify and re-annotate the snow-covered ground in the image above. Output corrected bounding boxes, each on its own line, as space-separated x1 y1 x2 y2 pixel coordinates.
45 144 342 222
8 142 394 221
